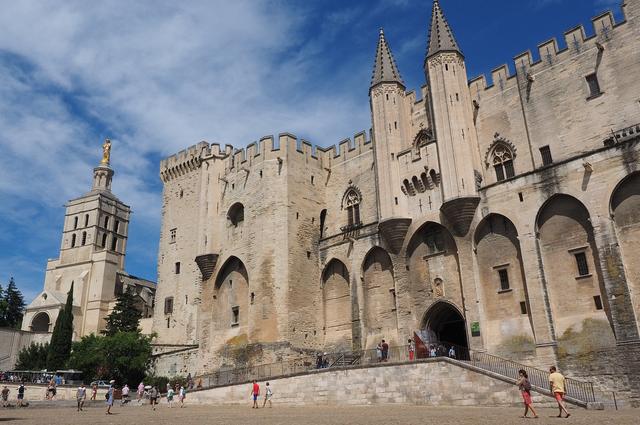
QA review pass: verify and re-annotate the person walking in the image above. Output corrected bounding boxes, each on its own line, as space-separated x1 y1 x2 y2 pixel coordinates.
179 385 186 408
17 383 25 407
448 346 456 359
137 382 144 402
516 369 538 418
1 386 9 407
105 381 115 415
251 380 260 408
121 383 130 405
408 338 415 361
90 383 97 401
262 382 273 408
376 342 383 363
149 385 159 410
549 366 570 418
167 386 175 408
381 339 389 362
76 383 87 412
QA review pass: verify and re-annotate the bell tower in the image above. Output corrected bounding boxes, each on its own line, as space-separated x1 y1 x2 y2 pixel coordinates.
425 0 481 235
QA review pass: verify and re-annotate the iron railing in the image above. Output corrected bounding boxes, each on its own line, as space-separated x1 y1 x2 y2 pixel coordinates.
197 342 596 404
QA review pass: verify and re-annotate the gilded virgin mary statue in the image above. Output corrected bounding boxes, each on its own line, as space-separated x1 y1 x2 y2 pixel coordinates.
101 138 112 165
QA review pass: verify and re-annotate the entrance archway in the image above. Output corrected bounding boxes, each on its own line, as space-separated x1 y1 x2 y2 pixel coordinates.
31 312 50 332
421 301 468 349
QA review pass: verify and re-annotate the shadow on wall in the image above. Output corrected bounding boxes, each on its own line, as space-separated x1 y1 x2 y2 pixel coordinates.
557 318 616 359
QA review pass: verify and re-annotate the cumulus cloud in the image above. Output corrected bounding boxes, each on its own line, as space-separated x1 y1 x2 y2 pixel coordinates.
0 0 377 293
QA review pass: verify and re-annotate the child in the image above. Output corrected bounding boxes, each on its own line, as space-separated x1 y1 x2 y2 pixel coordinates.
262 382 273 408
179 385 186 408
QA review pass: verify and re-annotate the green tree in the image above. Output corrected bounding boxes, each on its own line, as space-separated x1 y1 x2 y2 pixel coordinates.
15 342 49 370
46 283 74 370
4 277 25 328
102 287 142 336
0 283 7 327
68 332 153 385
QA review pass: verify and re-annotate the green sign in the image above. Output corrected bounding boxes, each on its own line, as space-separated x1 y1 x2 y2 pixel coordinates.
471 321 480 337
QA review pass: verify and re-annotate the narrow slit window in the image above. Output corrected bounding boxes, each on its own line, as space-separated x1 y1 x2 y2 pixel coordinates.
540 145 553 166
164 297 173 314
84 214 89 227
231 306 239 326
71 234 77 248
81 231 87 246
111 236 118 251
586 73 601 98
101 233 107 248
574 252 589 276
73 216 78 229
593 295 603 310
175 262 181 274
498 269 510 291
520 301 527 315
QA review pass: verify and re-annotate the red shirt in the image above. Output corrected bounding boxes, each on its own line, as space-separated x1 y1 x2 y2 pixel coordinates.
252 383 259 395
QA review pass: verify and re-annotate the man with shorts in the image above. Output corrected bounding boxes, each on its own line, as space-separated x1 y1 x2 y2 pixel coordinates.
76 383 87 411
149 385 159 410
17 383 25 407
549 366 570 418
250 380 260 408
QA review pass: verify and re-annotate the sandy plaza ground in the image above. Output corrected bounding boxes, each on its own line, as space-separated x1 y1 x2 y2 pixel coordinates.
1 404 637 425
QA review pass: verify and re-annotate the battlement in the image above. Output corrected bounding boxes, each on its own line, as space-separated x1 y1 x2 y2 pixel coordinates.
469 6 626 97
160 141 210 183
159 130 373 184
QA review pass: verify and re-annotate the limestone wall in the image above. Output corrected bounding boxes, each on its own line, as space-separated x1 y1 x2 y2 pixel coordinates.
186 360 555 407
0 328 51 371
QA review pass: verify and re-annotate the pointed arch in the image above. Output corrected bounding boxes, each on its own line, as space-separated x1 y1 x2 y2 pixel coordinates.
473 213 534 352
361 247 397 346
535 194 613 339
341 186 362 227
322 258 352 350
485 133 516 181
214 256 249 289
213 256 249 329
609 172 640 320
31 312 51 332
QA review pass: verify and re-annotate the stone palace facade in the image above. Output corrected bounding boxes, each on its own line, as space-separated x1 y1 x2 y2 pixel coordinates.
152 0 640 397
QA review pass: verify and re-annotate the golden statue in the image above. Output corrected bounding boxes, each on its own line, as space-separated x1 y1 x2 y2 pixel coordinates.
101 138 112 165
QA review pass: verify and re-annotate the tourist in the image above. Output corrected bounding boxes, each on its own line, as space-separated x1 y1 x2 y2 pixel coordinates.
121 383 130 405
316 353 323 369
76 383 87 412
137 382 145 402
167 385 175 408
1 386 9 407
251 380 260 408
376 342 383 362
90 383 97 400
448 346 456 359
429 345 437 358
46 378 55 400
381 339 389 362
187 373 194 390
179 385 186 408
516 369 538 419
105 380 115 415
262 382 273 408
549 366 570 418
149 385 159 410
197 377 203 390
17 382 25 407
408 338 415 361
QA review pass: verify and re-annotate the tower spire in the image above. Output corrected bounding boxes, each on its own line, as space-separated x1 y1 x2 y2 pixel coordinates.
370 28 404 89
426 0 461 60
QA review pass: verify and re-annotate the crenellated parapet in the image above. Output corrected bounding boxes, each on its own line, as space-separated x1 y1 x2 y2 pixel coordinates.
469 7 625 98
159 130 374 184
160 141 210 183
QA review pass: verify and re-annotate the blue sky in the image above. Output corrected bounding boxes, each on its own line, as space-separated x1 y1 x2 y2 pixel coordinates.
0 0 624 302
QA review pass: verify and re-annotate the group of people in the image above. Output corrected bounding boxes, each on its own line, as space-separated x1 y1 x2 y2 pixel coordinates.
250 380 273 409
516 366 571 419
375 339 390 362
1 383 26 407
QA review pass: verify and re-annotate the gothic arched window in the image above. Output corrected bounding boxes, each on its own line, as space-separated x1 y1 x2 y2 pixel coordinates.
342 187 362 227
492 144 515 181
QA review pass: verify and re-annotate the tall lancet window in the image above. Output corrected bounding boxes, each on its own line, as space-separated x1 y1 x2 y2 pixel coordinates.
342 187 362 228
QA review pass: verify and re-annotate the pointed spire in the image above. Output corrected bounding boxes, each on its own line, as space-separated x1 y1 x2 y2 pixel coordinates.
371 28 404 89
426 0 462 60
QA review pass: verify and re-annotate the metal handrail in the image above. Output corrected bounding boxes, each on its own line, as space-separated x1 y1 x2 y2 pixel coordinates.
196 342 596 403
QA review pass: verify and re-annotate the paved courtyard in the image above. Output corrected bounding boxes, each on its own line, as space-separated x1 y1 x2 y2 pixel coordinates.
1 404 637 425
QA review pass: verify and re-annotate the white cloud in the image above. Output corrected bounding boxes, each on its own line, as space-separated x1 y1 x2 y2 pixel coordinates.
0 0 375 294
